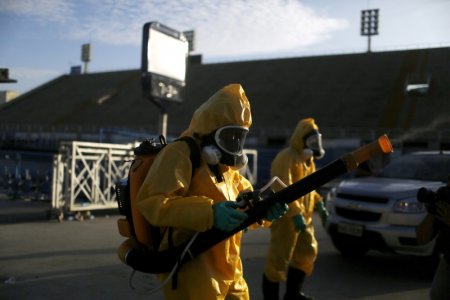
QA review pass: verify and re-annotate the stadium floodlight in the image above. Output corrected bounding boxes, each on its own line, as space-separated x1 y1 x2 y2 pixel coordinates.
183 30 195 52
360 9 379 52
141 22 189 104
81 44 92 74
0 68 17 83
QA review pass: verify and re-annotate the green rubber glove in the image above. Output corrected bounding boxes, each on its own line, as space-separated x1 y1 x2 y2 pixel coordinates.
292 214 306 233
265 202 289 221
316 201 329 227
213 201 248 231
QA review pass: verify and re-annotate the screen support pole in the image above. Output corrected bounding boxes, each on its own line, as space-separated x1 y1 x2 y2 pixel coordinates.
156 98 169 137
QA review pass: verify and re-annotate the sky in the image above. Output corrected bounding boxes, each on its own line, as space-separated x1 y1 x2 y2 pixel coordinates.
1 0 449 95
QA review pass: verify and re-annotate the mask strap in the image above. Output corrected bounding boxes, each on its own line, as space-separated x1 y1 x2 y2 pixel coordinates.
208 164 224 183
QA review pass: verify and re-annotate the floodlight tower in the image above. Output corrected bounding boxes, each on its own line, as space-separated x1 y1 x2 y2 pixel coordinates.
361 9 379 53
81 44 92 74
183 30 195 52
141 22 189 137
0 68 17 83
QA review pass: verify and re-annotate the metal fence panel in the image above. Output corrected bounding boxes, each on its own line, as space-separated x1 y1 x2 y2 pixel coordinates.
52 141 258 213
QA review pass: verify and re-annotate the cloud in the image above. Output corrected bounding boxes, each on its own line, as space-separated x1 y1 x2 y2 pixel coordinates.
1 0 349 59
184 1 349 57
0 0 75 23
10 67 61 80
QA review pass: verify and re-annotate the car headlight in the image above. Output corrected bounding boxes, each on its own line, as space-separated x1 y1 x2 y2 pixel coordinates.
393 198 425 213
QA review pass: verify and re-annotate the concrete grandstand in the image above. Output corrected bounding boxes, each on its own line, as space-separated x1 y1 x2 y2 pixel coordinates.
1 46 449 206
0 47 449 151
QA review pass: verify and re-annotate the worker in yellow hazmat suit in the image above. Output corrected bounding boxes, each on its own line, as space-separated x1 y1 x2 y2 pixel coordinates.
136 84 288 300
263 118 329 300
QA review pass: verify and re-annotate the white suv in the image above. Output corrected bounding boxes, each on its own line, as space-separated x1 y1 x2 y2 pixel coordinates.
326 151 450 257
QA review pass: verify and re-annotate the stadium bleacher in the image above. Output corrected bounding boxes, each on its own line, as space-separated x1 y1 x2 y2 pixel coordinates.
0 47 449 195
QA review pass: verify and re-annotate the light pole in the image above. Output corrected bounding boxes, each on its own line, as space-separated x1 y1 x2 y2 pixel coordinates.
81 44 91 74
361 9 379 53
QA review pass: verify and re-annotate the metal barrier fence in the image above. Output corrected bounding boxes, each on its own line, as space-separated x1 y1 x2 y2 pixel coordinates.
51 141 258 213
52 141 134 213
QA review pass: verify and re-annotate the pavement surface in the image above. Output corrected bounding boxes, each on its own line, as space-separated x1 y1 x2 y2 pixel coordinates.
0 193 434 300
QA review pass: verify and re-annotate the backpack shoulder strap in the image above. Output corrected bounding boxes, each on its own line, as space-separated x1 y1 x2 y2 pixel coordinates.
175 136 201 175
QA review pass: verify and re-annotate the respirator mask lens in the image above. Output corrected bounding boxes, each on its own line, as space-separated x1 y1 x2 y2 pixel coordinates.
305 131 325 159
215 126 248 155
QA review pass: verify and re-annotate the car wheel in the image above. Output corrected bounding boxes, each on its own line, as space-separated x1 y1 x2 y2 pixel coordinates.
330 231 370 257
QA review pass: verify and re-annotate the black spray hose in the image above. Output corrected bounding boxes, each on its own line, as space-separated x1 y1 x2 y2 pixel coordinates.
126 135 393 274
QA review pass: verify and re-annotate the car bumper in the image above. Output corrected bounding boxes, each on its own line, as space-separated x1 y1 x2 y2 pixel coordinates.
327 216 435 256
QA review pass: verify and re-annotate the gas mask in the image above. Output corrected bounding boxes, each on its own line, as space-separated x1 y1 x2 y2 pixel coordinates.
201 125 249 169
302 130 325 160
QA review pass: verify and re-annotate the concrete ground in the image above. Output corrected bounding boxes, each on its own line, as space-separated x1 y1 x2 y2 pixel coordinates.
0 194 433 300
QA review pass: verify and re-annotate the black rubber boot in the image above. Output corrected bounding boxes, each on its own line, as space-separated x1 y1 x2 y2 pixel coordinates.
262 274 279 300
283 267 314 300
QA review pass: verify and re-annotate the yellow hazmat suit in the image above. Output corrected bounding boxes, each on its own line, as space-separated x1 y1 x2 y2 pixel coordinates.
136 84 253 300
264 118 323 282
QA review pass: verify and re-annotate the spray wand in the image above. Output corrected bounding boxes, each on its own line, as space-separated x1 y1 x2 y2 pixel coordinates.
123 134 393 274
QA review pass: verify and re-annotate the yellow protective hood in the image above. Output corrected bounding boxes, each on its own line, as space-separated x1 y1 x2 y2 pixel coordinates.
181 84 252 137
289 118 319 152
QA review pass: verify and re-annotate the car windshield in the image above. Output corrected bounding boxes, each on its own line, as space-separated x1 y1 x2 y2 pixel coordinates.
378 154 450 182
